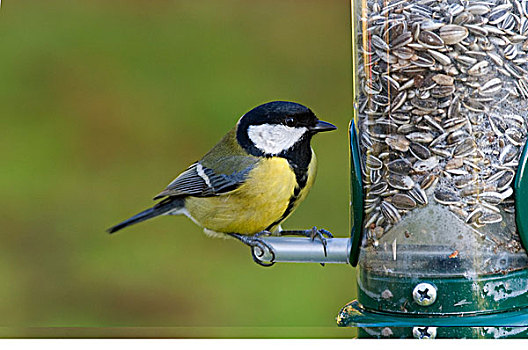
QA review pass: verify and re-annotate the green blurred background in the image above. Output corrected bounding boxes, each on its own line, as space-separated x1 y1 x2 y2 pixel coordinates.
0 0 356 338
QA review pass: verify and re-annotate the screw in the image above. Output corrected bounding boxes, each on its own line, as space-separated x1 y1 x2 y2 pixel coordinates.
381 327 393 337
412 327 437 339
412 282 437 306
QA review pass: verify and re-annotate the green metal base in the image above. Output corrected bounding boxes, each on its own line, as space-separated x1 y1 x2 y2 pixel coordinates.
338 300 528 328
357 326 528 339
356 267 528 315
338 300 528 338
338 267 528 338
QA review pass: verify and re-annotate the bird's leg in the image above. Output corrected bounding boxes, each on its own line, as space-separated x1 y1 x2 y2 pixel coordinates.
278 227 334 258
227 232 276 267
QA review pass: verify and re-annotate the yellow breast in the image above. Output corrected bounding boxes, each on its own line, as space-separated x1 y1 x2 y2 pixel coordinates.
185 150 317 235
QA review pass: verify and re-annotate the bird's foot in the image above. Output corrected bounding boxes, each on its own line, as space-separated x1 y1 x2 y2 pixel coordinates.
228 232 276 267
279 227 333 259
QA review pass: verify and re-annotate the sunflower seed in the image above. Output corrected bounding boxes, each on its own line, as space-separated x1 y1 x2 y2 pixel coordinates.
366 154 383 170
505 128 525 146
413 156 439 172
420 174 438 190
409 142 431 160
391 193 417 210
466 4 490 15
372 35 390 50
385 134 410 152
406 131 434 143
504 44 518 60
380 201 401 224
499 144 518 163
454 138 477 157
434 188 461 205
479 78 503 95
418 30 445 49
439 25 469 45
387 173 415 190
477 212 503 224
467 60 490 76
387 158 413 174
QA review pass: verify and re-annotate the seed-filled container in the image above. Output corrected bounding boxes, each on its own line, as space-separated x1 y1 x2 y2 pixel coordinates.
341 0 528 337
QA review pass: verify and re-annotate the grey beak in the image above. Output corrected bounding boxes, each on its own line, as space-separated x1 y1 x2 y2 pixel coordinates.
310 120 337 133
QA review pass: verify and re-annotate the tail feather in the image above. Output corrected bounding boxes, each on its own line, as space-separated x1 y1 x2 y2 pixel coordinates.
107 197 184 234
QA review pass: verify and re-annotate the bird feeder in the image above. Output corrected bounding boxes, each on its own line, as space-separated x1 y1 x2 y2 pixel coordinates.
249 0 528 339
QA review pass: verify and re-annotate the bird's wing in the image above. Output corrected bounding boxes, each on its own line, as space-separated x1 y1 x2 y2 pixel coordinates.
153 159 256 199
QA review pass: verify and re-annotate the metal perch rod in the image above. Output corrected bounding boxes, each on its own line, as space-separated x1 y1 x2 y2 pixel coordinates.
252 237 351 264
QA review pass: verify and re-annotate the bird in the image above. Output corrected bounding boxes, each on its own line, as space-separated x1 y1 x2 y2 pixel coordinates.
107 101 337 265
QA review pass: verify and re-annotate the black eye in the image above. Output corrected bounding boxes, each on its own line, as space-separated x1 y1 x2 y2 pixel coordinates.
285 117 296 127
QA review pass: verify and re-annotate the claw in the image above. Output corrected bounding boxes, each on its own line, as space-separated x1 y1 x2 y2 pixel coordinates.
278 227 334 260
228 232 276 267
309 226 329 258
317 228 334 239
253 231 273 239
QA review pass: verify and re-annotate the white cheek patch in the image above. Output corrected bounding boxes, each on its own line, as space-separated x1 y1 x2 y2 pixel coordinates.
247 124 308 155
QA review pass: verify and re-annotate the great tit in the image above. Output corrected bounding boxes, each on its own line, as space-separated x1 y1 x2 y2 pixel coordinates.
108 101 337 265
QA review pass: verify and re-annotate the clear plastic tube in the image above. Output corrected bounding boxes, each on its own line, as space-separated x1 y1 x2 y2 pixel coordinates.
352 0 528 276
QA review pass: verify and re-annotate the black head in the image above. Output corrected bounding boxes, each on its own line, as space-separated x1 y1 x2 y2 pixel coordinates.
236 101 336 157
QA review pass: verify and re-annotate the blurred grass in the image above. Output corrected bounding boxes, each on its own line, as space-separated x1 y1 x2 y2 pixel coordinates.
0 0 356 337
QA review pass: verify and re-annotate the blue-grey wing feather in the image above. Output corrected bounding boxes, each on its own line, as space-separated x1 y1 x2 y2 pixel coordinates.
153 161 254 199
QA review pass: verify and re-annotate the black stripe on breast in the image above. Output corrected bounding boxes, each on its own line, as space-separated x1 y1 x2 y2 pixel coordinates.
264 137 314 231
